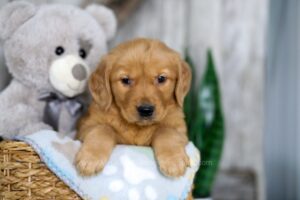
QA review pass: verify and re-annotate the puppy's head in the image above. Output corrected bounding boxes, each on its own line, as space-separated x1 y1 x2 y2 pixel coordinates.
90 38 191 125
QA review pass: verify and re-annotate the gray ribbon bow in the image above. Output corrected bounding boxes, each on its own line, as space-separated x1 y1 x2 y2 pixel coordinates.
39 92 85 131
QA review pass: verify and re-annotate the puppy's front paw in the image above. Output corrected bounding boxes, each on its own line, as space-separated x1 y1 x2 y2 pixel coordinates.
75 147 109 176
157 151 190 178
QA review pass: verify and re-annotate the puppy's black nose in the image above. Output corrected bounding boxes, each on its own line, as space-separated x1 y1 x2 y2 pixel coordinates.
137 104 155 117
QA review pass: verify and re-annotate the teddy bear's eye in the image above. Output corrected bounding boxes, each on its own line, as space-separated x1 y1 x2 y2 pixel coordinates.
79 48 87 59
55 46 64 56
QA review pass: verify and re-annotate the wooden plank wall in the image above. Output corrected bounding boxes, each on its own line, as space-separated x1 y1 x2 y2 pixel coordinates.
110 0 187 55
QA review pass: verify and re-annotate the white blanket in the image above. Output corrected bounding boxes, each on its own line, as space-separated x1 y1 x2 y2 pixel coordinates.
16 130 200 200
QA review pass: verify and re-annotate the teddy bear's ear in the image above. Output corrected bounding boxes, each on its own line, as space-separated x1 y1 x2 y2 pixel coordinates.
0 1 37 41
85 4 117 41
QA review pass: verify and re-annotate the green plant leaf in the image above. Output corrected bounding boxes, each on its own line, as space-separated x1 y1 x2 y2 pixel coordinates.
184 50 225 198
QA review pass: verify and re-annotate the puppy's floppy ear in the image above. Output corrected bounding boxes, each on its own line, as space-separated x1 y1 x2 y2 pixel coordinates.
0 1 36 41
89 57 112 111
175 60 192 107
85 4 117 41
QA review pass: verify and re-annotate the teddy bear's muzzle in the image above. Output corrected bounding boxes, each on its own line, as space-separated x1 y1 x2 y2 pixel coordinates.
49 55 90 98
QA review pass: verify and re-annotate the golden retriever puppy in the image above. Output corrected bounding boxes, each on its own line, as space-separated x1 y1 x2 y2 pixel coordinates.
75 38 192 178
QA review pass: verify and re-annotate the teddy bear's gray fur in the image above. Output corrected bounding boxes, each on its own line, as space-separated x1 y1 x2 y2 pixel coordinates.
0 1 117 138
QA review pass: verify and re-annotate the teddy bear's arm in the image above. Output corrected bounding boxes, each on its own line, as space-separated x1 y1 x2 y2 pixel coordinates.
0 80 52 139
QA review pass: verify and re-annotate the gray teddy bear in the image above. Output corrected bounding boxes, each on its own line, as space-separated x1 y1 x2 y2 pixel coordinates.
0 1 117 139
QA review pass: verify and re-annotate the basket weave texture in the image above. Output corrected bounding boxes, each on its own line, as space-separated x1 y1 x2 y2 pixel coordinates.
0 141 81 200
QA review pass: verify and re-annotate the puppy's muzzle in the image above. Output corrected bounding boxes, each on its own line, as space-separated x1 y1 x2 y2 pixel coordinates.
137 104 155 118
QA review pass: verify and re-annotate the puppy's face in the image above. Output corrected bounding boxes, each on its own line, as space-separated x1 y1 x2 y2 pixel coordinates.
110 50 178 125
90 39 191 125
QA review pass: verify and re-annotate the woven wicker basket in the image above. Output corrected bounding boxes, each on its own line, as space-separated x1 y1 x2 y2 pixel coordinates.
0 140 81 200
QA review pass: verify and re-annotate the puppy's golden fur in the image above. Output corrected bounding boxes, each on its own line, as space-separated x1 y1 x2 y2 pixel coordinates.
75 38 192 178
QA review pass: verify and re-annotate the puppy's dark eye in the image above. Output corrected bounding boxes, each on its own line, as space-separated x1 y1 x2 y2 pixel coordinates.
121 77 132 85
55 46 64 56
157 75 167 84
79 48 87 59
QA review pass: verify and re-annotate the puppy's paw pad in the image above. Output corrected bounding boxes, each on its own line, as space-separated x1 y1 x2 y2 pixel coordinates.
157 152 189 178
75 148 108 176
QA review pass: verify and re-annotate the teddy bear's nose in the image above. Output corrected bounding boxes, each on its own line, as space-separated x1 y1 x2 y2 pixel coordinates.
72 64 87 81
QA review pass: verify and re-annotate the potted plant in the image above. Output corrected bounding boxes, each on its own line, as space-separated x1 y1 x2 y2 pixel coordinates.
184 50 225 199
